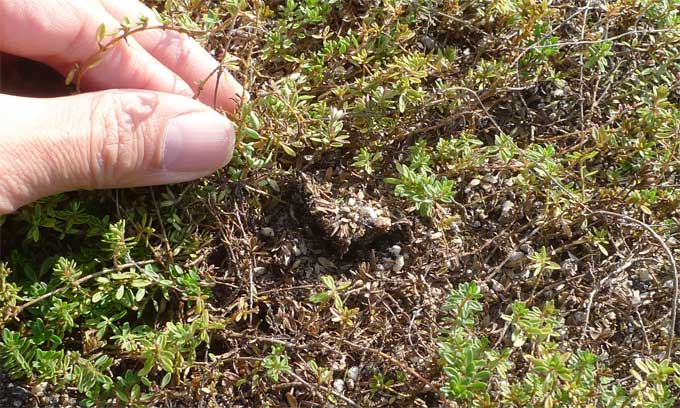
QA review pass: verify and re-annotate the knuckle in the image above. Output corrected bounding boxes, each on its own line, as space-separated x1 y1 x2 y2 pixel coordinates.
88 92 146 186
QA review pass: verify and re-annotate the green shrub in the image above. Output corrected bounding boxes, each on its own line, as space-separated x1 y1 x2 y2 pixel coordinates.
439 282 680 407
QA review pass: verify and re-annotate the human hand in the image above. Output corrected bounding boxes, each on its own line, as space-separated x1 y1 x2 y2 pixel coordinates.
0 0 246 214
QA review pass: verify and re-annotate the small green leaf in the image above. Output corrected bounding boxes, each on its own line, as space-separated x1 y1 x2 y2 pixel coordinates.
96 23 106 43
243 127 260 141
249 111 261 130
135 288 146 302
131 279 150 288
161 372 172 388
309 293 330 304
115 285 125 300
320 275 336 290
398 93 407 113
280 143 297 157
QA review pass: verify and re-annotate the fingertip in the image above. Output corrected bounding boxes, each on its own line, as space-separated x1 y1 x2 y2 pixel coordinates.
196 69 248 113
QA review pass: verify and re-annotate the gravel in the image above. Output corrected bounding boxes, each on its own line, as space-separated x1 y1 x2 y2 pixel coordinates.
0 371 35 408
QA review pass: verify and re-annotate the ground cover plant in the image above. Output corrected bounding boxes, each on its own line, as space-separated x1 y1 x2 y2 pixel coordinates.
3 0 680 406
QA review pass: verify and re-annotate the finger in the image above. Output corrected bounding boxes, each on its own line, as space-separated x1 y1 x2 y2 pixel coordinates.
0 90 234 214
100 0 247 112
0 53 18 66
0 1 194 96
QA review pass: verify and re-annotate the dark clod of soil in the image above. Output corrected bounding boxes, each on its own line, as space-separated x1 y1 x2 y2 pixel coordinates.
284 172 410 257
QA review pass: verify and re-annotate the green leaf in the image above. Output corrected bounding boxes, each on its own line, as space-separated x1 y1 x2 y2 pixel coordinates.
309 292 330 304
249 111 261 130
138 357 154 377
243 127 260 141
131 279 150 288
398 93 407 113
161 372 172 388
115 285 125 300
92 291 104 303
159 350 174 372
280 143 297 157
135 288 146 302
96 23 106 43
469 381 487 391
320 275 336 290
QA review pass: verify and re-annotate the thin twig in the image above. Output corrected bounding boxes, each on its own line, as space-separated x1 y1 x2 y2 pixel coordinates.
592 210 679 359
286 370 362 408
10 260 157 318
73 23 209 91
519 28 679 52
577 1 592 127
232 201 256 327
150 188 174 264
580 257 636 343
337 339 455 408
440 86 504 134
223 332 452 407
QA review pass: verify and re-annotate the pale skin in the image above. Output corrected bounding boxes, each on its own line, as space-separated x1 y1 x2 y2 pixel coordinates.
0 0 246 214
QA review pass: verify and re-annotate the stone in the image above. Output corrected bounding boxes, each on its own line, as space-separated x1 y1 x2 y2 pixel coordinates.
347 366 360 381
333 378 345 395
392 255 405 272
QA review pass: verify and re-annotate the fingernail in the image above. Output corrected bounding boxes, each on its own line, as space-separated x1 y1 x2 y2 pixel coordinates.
163 111 234 172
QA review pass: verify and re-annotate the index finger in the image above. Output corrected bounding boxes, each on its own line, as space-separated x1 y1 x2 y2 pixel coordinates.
101 0 247 113
0 0 196 99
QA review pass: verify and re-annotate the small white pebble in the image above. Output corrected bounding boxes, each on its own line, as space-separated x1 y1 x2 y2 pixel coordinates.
389 245 402 256
333 378 345 395
260 227 275 237
347 366 360 381
347 197 356 206
491 280 505 293
32 382 48 397
631 290 641 306
478 282 490 294
359 206 378 222
392 255 405 272
430 231 443 240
